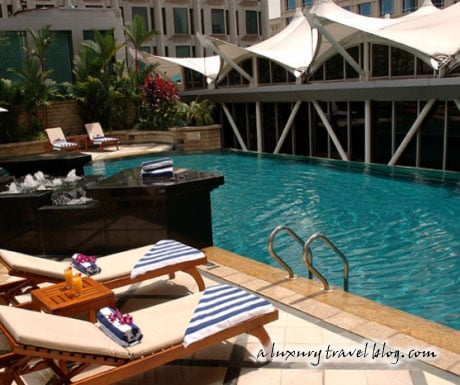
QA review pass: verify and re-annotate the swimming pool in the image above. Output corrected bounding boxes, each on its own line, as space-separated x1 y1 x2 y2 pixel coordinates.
85 151 460 330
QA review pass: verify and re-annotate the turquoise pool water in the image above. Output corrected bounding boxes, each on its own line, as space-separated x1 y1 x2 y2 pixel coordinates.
85 152 460 330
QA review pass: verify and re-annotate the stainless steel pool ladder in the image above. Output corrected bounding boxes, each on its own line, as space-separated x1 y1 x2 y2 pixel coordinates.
268 225 349 292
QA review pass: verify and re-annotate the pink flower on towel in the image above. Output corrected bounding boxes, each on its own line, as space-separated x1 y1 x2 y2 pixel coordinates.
109 308 133 325
75 254 97 264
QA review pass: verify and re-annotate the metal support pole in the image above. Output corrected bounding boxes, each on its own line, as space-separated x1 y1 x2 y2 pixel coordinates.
454 100 460 111
196 33 254 84
312 100 349 161
388 99 436 166
221 103 248 151
274 101 302 154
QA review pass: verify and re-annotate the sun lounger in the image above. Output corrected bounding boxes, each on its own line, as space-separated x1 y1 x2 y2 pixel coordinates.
84 122 119 151
0 285 278 385
0 241 207 306
45 127 80 151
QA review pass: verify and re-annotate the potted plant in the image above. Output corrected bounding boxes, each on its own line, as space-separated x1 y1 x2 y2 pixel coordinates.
185 99 215 126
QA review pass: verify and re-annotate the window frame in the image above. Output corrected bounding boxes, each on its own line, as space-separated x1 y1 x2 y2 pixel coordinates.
173 7 190 35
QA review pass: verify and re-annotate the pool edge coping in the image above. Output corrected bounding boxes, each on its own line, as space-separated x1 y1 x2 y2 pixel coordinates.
201 246 460 377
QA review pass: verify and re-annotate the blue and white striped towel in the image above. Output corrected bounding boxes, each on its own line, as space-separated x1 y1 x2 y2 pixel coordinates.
141 157 173 172
97 307 143 347
130 239 205 279
93 136 119 145
53 139 77 151
183 284 275 347
140 166 174 178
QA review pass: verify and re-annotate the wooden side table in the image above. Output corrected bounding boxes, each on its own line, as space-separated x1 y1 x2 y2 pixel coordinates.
69 135 89 150
31 277 116 322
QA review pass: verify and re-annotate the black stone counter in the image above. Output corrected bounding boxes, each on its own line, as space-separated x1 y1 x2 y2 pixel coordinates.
0 166 224 255
27 167 223 255
0 151 91 177
80 167 225 254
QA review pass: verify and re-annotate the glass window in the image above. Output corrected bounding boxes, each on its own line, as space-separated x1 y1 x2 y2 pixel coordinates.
325 54 344 80
342 5 352 11
132 6 148 28
246 10 259 35
176 45 191 57
416 57 433 76
287 0 296 10
345 46 360 79
380 0 394 16
211 9 226 34
371 44 389 77
391 47 414 77
45 31 73 83
161 8 166 35
432 0 444 8
173 8 189 34
258 58 271 84
304 0 313 6
402 0 417 12
0 31 26 81
358 2 372 15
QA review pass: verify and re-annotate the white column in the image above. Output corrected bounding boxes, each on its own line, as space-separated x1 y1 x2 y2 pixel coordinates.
256 101 263 152
364 100 372 163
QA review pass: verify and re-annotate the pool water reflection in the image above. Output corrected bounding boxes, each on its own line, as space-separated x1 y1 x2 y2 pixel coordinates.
85 152 460 330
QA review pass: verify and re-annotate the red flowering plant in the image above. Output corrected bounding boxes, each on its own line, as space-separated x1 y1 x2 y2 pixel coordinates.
138 73 186 130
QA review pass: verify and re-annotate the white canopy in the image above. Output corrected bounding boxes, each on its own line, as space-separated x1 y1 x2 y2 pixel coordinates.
137 50 222 83
310 0 460 70
136 9 318 83
211 9 318 78
136 0 460 84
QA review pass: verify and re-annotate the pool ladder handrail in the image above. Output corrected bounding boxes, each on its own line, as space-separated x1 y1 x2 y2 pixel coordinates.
268 225 349 292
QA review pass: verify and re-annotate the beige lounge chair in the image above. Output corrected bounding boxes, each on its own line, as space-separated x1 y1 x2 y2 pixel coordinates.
0 287 278 385
0 244 207 306
45 127 80 151
84 122 119 150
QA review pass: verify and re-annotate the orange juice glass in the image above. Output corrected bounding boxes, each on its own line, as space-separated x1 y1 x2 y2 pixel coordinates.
73 273 83 296
64 266 73 289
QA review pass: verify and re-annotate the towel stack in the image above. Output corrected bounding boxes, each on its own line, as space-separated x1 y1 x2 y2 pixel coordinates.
141 157 174 178
71 253 101 276
97 307 143 347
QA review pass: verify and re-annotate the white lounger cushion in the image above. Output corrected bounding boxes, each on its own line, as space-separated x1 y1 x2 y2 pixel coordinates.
0 305 129 359
0 245 163 282
0 249 68 280
0 292 202 360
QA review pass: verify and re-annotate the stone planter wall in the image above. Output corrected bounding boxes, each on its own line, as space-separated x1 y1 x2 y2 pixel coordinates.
0 139 49 158
47 100 84 136
112 124 222 151
0 125 222 159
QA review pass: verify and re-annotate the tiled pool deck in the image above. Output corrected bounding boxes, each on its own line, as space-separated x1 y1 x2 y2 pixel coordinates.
1 255 459 385
1 144 458 384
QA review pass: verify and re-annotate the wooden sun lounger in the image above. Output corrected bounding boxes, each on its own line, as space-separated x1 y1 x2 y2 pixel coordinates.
0 290 278 385
45 127 80 151
84 122 119 151
0 245 207 306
